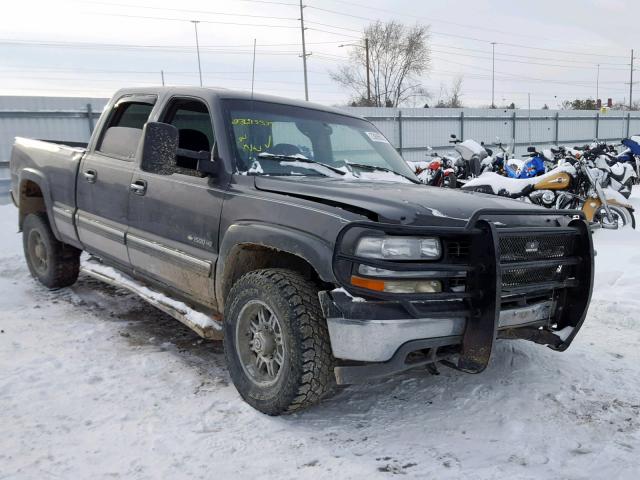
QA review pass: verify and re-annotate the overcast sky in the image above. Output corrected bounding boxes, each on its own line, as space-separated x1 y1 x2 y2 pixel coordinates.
0 0 637 108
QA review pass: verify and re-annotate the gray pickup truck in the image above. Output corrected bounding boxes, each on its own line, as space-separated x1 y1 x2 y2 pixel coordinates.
10 87 594 415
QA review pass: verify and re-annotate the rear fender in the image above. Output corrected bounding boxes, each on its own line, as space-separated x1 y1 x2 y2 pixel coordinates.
17 168 62 240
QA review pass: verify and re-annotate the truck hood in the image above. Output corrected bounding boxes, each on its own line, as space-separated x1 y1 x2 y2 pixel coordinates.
255 177 538 226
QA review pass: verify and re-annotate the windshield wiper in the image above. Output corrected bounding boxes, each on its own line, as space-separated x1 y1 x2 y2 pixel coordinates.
343 161 417 182
257 153 346 176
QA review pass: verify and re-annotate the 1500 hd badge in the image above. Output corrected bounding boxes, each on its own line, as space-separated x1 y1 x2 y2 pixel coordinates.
187 234 213 248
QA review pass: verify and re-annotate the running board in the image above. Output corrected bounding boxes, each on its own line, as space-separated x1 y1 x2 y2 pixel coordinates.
80 258 223 340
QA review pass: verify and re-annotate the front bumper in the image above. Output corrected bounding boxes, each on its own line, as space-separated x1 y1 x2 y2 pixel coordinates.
322 291 554 363
326 208 594 384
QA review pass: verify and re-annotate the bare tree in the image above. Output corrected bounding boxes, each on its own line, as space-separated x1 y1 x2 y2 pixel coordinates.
435 77 464 108
331 21 431 107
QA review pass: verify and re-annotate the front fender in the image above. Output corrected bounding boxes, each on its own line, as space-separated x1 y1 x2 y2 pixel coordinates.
216 221 337 300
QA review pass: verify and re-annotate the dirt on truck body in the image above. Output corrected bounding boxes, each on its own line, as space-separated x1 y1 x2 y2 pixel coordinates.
9 86 594 415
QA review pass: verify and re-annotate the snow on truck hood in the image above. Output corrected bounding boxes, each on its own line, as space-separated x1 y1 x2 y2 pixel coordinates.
254 176 539 225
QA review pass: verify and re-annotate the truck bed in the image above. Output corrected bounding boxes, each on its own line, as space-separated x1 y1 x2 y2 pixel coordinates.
10 137 85 246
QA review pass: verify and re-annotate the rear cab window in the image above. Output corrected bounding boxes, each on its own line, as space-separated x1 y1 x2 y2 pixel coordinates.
97 95 156 160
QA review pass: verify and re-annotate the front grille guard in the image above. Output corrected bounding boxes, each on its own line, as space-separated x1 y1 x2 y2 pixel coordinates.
332 208 594 373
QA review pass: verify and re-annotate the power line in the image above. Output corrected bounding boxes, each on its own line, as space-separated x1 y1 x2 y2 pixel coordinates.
83 0 299 6
435 57 630 90
83 1 298 20
307 28 359 38
429 47 630 71
94 12 301 28
0 38 347 49
307 0 629 56
429 43 629 66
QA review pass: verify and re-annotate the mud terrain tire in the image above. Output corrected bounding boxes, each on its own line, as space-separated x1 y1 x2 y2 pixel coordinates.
22 213 80 289
224 269 335 415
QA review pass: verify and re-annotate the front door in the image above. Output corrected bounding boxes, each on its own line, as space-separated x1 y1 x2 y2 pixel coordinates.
126 96 224 308
76 95 156 267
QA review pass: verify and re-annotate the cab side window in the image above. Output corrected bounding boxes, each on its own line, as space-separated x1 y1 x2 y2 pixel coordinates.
97 99 155 160
162 98 214 172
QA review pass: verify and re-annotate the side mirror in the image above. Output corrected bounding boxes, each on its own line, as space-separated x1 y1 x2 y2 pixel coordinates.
450 134 457 139
527 146 536 153
139 122 178 175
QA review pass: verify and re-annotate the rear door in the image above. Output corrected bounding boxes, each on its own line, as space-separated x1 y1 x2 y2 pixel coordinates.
76 94 156 267
126 96 224 308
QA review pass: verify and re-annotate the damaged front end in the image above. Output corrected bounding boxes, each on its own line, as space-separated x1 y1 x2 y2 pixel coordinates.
320 208 594 385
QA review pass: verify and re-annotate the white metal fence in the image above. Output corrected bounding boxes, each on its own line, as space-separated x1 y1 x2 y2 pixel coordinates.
342 107 640 162
0 96 108 164
2 97 640 165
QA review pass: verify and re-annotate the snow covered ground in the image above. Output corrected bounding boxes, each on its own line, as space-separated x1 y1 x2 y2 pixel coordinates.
1 198 640 479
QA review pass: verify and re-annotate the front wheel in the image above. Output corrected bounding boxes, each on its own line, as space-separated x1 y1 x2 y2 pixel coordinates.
223 269 335 415
596 204 635 230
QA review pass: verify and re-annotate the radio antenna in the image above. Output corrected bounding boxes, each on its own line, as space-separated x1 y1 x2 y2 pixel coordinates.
251 39 257 98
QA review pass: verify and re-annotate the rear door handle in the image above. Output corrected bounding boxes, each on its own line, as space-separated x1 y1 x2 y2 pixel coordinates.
130 179 147 196
83 169 97 183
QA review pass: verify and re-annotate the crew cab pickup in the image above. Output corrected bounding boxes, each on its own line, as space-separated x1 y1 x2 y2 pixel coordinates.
10 87 594 415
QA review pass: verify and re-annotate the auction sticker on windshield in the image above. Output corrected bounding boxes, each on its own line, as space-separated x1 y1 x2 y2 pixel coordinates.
365 131 390 143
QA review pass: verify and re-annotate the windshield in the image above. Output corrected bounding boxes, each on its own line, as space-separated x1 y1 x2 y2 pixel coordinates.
223 99 417 182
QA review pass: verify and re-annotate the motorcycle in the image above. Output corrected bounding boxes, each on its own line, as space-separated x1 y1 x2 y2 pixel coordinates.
574 142 635 199
412 152 458 188
480 139 512 175
462 155 635 230
448 134 486 181
503 147 548 179
617 136 640 185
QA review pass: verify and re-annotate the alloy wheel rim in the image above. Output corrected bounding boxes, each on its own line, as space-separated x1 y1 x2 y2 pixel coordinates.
28 230 48 274
235 300 286 387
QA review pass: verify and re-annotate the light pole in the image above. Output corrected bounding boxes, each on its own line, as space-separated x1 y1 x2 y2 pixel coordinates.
491 42 496 108
191 20 203 87
339 39 371 104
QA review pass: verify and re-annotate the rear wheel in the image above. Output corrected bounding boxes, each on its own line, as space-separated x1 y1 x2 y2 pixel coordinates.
22 213 80 289
223 269 335 415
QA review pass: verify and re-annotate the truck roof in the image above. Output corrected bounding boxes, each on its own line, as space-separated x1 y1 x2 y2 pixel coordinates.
112 86 363 121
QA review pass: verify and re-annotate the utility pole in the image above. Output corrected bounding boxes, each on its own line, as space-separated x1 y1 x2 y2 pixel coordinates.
596 64 600 103
160 70 165 86
299 0 309 101
630 49 634 111
365 37 371 104
191 20 203 87
491 42 496 108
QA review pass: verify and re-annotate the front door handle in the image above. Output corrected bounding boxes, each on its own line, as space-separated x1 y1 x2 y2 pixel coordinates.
130 179 147 196
83 169 97 183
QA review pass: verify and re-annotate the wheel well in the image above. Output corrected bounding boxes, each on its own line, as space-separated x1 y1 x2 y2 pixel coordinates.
219 244 327 310
19 180 46 229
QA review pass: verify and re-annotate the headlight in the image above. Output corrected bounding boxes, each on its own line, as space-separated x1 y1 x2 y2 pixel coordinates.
355 236 441 260
350 276 442 293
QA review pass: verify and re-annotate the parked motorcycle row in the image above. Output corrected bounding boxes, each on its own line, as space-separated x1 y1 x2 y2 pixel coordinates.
409 135 640 230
